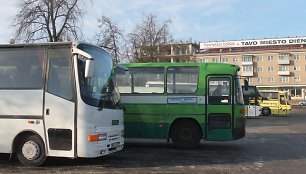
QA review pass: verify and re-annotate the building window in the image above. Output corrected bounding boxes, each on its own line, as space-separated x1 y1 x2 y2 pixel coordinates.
232 57 239 62
201 58 208 62
279 54 290 61
243 65 253 72
257 66 263 72
256 56 263 62
279 66 289 71
268 77 274 82
248 78 253 83
304 54 306 60
294 76 300 82
268 66 274 72
257 77 263 83
294 66 300 71
267 56 273 61
279 76 289 82
293 54 300 61
242 55 253 62
221 57 228 63
212 58 219 63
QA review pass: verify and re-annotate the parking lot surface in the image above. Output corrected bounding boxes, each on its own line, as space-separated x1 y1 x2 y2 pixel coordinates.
0 107 306 174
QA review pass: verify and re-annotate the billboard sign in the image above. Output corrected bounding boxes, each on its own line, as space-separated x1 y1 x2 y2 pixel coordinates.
200 37 306 49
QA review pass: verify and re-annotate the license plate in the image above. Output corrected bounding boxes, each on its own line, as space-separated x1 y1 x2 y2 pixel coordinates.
111 142 119 148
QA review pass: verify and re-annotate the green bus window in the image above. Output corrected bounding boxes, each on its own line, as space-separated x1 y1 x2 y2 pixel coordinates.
114 68 132 93
208 77 231 104
235 76 244 105
131 67 164 94
167 66 199 94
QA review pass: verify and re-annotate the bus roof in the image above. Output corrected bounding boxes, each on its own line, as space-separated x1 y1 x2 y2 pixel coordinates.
121 62 240 75
0 41 76 49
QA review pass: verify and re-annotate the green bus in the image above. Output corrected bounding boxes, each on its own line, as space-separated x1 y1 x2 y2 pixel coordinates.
114 62 246 149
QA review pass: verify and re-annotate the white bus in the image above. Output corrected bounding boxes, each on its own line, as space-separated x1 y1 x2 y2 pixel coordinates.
0 42 124 166
242 85 262 117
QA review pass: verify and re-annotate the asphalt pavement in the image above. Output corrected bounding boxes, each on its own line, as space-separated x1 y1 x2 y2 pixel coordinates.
0 107 306 174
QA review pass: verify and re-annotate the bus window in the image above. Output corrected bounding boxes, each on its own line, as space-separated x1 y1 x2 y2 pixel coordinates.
47 52 73 101
131 67 164 94
280 95 286 105
208 77 231 104
114 68 132 93
0 50 44 89
167 66 199 94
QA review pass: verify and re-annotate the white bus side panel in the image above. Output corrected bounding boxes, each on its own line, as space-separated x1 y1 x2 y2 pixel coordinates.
0 90 45 153
0 90 43 115
0 119 45 153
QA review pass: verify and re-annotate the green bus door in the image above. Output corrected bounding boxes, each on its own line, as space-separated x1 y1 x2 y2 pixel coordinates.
206 76 233 141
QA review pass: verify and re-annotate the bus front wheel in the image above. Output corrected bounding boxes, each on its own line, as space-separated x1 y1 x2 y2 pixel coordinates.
262 108 271 116
17 135 46 167
171 120 202 149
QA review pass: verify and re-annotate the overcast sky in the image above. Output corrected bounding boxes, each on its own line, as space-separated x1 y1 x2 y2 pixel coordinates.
0 0 306 44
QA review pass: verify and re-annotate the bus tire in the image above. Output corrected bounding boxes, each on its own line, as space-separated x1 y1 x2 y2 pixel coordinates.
262 108 270 116
17 135 46 167
171 120 202 149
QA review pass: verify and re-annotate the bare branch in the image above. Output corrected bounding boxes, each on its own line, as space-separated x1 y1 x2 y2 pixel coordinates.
128 13 173 62
96 16 124 63
12 0 85 43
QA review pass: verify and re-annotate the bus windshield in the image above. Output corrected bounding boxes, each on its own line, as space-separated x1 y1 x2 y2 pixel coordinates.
235 76 244 105
77 43 118 108
261 92 278 100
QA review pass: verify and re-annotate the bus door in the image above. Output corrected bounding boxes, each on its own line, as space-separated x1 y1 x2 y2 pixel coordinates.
279 93 289 115
44 50 76 157
206 76 233 141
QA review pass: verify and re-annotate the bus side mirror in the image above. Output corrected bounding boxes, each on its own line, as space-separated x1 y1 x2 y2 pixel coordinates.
244 79 249 91
85 59 95 78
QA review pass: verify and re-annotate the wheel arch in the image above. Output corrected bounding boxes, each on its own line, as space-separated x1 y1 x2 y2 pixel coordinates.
10 130 45 159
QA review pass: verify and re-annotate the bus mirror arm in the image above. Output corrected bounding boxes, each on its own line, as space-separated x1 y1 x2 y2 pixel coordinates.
72 48 95 78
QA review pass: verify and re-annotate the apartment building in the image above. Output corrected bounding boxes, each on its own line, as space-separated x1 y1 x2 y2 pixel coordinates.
196 36 306 100
136 42 199 62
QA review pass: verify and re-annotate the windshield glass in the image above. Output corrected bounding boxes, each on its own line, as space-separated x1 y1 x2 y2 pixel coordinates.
235 76 244 105
77 43 119 108
261 92 278 100
242 86 261 105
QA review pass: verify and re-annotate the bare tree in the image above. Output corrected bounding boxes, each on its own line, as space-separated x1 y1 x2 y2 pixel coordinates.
128 13 173 62
12 0 85 43
96 16 124 63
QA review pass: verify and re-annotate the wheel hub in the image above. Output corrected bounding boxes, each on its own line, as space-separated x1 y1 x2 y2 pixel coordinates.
22 141 40 160
180 128 193 140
